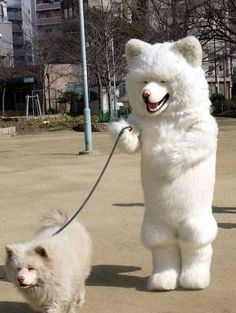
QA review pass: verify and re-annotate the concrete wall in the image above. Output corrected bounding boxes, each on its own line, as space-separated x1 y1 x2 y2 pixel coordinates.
44 63 81 113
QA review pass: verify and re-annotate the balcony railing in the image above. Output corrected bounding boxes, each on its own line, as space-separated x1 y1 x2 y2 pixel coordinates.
36 2 61 11
37 16 61 25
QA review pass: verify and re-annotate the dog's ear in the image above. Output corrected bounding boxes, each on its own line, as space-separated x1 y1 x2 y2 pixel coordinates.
34 245 49 259
5 245 15 259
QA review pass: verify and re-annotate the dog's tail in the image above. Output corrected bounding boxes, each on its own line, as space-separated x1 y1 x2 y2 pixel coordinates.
38 209 70 232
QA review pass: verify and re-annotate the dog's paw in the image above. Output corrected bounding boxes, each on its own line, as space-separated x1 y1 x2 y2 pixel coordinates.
77 289 85 308
77 297 85 308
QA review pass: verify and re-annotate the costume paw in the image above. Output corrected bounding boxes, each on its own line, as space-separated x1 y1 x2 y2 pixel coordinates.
109 119 131 136
109 119 140 153
147 270 179 291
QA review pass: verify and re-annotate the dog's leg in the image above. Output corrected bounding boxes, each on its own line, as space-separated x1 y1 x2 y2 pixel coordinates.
46 301 66 313
66 286 85 313
66 299 77 313
76 286 85 308
148 244 181 290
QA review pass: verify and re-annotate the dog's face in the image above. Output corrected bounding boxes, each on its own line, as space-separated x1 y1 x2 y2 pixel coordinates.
5 244 49 289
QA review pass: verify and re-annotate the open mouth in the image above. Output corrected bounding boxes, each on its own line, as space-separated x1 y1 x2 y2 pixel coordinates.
146 94 169 113
19 283 32 288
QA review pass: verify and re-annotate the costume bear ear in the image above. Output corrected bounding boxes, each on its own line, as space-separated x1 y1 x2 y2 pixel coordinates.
125 39 151 65
173 36 202 67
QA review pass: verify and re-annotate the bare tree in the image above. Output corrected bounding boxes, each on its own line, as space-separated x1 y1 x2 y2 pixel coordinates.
0 55 15 116
86 6 128 112
191 0 236 45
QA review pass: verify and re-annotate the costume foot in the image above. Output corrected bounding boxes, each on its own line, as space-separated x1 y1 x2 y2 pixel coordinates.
147 270 179 291
180 264 210 289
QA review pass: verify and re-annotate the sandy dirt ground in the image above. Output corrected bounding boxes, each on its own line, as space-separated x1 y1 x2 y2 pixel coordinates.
0 117 235 313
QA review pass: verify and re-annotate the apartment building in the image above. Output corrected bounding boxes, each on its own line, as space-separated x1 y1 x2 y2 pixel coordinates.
5 0 35 65
203 40 233 99
0 0 14 65
61 0 77 19
36 0 62 38
61 0 129 19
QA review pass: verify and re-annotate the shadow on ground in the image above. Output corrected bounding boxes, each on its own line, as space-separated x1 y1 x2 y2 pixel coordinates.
113 204 236 214
88 265 147 291
213 206 236 214
0 266 7 282
217 222 236 229
0 302 32 313
213 207 236 229
113 203 144 208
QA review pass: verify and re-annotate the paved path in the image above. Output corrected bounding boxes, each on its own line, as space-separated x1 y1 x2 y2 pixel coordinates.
0 118 235 313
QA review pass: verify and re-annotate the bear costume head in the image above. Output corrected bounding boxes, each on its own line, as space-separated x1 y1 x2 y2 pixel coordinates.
125 36 210 117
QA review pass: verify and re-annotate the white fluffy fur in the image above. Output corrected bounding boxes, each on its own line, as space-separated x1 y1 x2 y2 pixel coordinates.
110 36 218 290
5 210 92 312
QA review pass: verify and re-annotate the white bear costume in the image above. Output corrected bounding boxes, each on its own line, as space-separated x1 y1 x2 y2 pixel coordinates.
110 36 218 290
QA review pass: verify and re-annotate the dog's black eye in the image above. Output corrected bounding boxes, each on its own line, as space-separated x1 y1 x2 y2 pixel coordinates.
160 81 166 84
28 267 34 271
17 267 21 271
144 81 148 84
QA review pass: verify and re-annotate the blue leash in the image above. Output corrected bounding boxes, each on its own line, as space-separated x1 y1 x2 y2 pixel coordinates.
53 125 132 236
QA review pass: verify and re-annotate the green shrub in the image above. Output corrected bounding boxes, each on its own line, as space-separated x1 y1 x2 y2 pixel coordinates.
25 114 100 131
58 91 82 105
211 94 236 116
58 91 98 105
210 93 225 103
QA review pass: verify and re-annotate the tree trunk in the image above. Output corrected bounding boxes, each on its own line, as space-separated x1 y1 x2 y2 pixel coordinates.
106 72 112 116
2 82 6 116
95 71 103 112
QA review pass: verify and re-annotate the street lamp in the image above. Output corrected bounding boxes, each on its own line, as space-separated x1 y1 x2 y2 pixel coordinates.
111 37 117 119
79 0 93 154
213 34 218 94
212 23 218 94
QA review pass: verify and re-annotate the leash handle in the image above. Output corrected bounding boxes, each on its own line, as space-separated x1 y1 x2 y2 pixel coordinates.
53 125 132 236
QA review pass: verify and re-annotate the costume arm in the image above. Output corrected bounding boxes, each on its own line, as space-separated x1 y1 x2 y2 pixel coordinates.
156 116 218 179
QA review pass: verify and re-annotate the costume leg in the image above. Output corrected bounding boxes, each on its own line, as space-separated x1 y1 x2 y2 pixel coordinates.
142 215 180 290
178 213 217 289
148 244 181 290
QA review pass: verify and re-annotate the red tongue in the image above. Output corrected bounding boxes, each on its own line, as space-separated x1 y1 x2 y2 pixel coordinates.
147 103 158 110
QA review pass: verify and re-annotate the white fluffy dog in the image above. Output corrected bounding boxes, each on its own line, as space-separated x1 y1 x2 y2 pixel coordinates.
110 36 218 290
5 210 92 312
